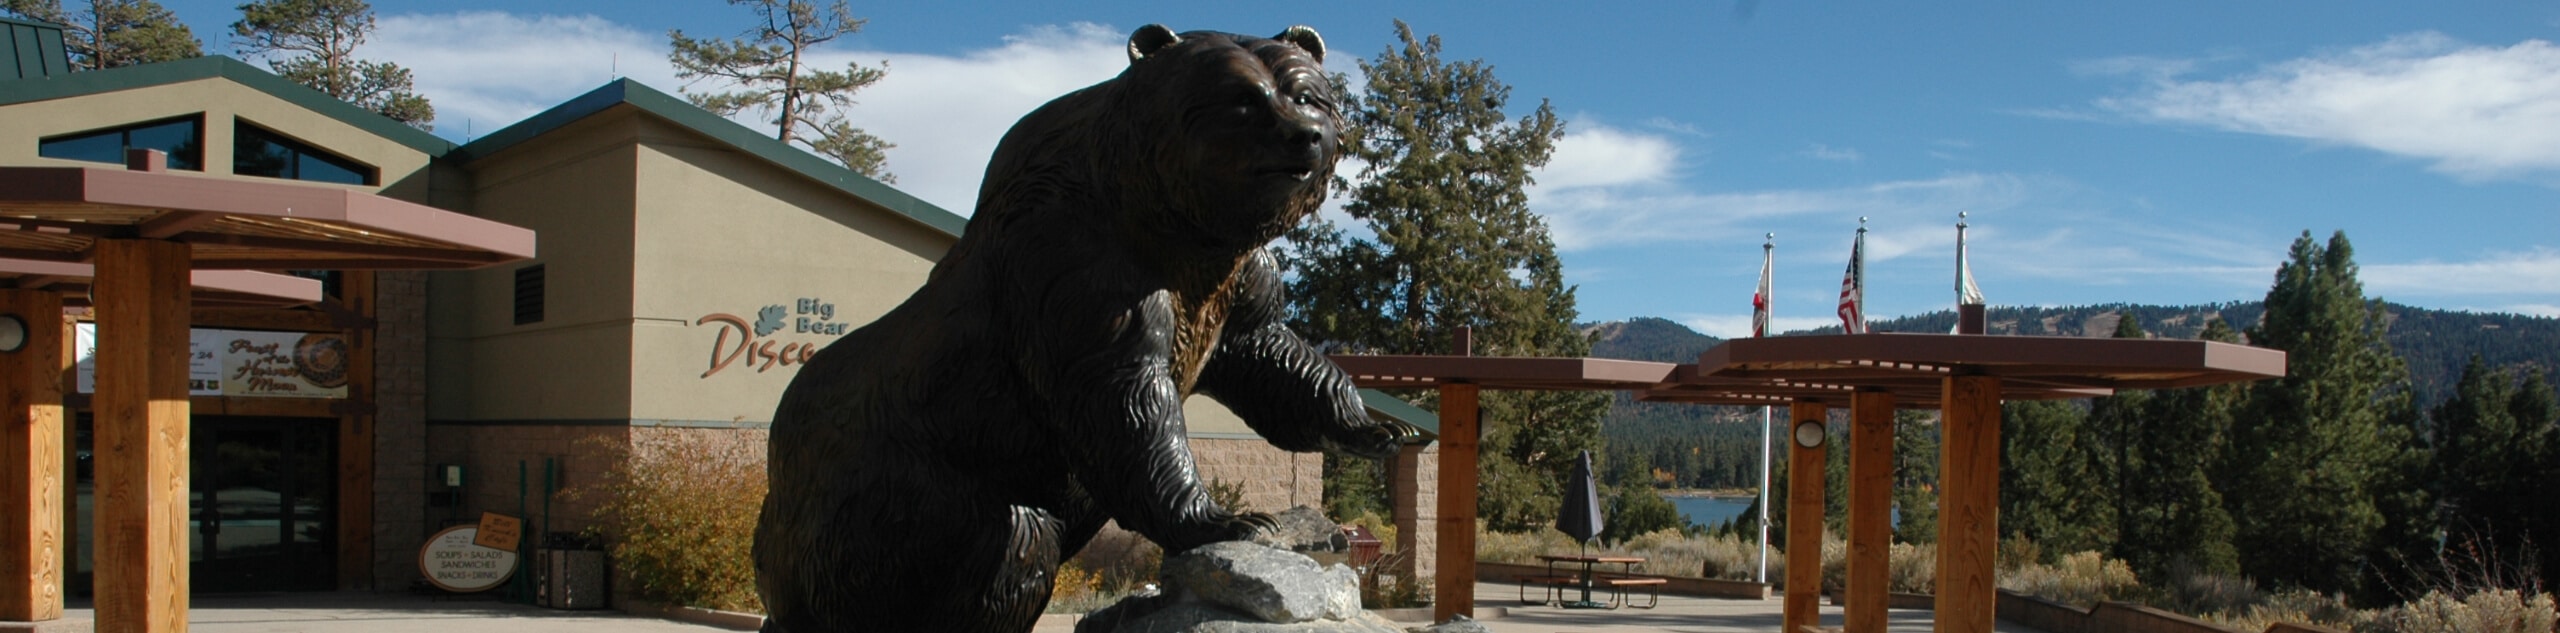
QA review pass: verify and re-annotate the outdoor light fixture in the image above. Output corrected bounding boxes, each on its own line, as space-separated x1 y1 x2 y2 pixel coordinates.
0 314 24 353
1792 420 1826 449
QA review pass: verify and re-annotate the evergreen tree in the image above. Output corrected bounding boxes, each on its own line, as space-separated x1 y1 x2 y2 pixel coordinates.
2428 356 2550 582
2089 316 2149 550
1892 410 1939 544
1280 20 1603 532
231 0 431 128
4 0 200 70
2114 319 2244 579
2000 399 2111 558
2219 230 2430 597
670 0 893 181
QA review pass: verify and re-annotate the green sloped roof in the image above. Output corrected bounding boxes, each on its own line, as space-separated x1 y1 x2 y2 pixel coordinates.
0 54 453 154
451 79 968 238
1359 388 1438 440
2 16 71 81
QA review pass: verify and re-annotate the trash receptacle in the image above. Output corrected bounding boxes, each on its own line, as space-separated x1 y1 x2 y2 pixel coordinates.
1346 525 1383 569
536 532 608 610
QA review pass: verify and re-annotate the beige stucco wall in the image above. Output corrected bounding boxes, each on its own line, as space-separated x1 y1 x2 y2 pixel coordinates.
622 117 949 424
0 78 437 199
427 107 642 421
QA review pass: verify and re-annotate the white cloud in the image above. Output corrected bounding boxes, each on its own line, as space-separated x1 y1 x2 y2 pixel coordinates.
372 13 1137 215
372 12 670 138
803 23 1130 213
2362 248 2560 297
2508 304 2560 318
2094 32 2560 181
1799 143 1863 163
1530 172 2031 252
1533 120 1681 190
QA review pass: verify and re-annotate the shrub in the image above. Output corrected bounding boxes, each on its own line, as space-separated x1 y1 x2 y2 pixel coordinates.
2212 590 2369 632
576 430 767 613
2368 589 2558 633
1888 541 1936 594
1998 550 2139 608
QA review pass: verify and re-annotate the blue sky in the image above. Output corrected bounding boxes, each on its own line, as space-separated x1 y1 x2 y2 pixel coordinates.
152 1 2560 336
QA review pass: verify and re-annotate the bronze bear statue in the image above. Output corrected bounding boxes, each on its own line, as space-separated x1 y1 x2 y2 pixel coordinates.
753 24 1411 633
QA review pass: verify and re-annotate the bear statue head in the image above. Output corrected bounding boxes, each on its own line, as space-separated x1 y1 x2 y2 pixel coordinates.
1112 24 1342 252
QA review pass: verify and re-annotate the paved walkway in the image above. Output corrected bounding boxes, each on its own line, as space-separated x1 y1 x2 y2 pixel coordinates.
28 582 2051 632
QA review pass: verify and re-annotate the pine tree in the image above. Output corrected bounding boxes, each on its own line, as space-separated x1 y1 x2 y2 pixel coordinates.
1282 20 1603 532
669 0 893 181
3 0 200 70
231 0 432 128
2429 356 2551 582
2089 316 2148 552
2114 318 2243 579
2219 230 2430 597
2000 399 2111 558
1891 410 1939 544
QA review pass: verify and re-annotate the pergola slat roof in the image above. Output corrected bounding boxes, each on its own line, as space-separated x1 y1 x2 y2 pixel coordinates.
1328 354 1679 391
1637 333 2286 408
0 165 536 269
0 257 322 308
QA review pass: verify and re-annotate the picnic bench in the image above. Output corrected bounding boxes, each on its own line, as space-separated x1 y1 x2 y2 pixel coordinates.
1519 554 1665 609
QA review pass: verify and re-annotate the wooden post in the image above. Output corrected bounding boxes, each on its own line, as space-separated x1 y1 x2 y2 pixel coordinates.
1432 383 1479 623
1845 390 1894 633
94 239 192 633
0 290 65 623
1782 401 1827 633
1936 375 2001 633
337 272 376 589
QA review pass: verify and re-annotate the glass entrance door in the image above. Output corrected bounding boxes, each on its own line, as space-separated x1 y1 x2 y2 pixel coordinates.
191 417 335 591
70 415 337 593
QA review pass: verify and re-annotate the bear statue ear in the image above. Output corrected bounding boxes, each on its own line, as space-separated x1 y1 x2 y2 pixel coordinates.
1128 24 1179 63
1275 25 1325 63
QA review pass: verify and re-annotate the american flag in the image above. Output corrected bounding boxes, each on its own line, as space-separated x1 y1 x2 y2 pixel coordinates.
1838 224 1866 334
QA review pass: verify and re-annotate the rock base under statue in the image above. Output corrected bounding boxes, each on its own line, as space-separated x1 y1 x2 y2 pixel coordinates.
1075 541 1400 633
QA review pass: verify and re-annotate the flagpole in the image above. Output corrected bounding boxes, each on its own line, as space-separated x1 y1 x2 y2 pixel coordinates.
1755 233 1773 586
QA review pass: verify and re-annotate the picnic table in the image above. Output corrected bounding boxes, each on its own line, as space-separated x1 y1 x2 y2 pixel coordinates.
1523 553 1664 609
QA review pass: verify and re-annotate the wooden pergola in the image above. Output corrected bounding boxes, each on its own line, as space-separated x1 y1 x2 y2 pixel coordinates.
0 152 534 633
1334 330 2284 633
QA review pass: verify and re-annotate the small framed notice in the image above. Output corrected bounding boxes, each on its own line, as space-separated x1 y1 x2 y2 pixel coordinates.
474 512 523 551
419 525 520 593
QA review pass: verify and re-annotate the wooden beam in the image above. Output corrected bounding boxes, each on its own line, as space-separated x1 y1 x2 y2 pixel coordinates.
1936 375 2001 633
337 271 376 589
1845 390 1895 633
0 289 64 623
1432 383 1479 623
1783 401 1827 633
92 239 191 633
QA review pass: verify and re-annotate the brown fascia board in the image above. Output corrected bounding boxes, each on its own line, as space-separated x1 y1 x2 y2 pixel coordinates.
0 165 535 263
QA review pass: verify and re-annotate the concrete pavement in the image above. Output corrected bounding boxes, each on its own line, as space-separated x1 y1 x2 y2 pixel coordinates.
20 582 2052 632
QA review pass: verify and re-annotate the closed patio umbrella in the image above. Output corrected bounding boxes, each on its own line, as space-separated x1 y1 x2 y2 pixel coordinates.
1557 450 1603 547
1555 450 1609 608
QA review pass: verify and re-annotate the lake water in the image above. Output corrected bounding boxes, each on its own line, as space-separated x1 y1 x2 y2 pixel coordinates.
1670 495 1757 529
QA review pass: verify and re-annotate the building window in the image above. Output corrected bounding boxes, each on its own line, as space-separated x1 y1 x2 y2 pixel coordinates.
234 121 375 185
37 115 205 170
513 264 544 325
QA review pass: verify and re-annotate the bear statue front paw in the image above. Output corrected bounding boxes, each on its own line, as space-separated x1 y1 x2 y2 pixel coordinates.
1208 509 1279 545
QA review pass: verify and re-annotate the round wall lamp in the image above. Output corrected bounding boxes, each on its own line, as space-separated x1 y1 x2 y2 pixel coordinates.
0 314 25 353
1792 420 1826 449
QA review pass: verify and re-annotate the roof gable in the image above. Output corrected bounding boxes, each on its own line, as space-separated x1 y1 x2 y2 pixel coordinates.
0 54 452 155
454 79 966 238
